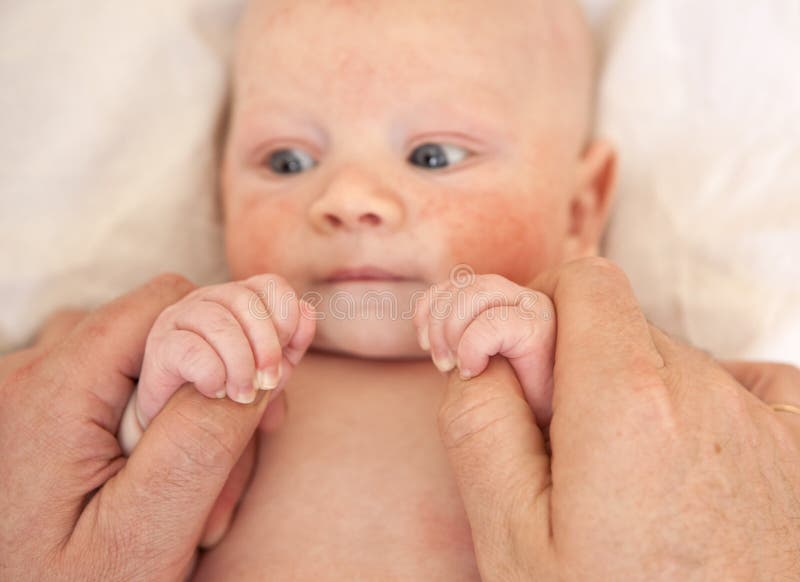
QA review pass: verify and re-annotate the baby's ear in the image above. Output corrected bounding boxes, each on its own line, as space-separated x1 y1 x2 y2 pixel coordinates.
564 139 617 259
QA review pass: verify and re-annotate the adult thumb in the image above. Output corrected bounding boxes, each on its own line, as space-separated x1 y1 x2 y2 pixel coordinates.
95 384 275 579
438 355 554 580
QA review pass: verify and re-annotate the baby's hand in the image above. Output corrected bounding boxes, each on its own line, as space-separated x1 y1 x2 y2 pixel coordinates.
414 272 556 430
118 274 316 455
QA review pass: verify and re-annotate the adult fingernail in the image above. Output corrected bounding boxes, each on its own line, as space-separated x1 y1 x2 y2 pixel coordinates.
432 349 456 373
253 361 282 391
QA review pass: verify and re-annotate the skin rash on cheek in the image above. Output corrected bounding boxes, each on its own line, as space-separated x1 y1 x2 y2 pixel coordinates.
224 194 304 280
424 191 559 285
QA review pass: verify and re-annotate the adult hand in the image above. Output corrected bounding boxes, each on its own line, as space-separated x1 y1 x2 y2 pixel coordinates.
437 258 800 581
0 274 284 581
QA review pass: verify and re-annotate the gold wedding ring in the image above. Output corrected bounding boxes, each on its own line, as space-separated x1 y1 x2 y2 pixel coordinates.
769 403 800 416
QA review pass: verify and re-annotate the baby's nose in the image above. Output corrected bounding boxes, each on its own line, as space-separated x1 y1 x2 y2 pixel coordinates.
308 173 404 234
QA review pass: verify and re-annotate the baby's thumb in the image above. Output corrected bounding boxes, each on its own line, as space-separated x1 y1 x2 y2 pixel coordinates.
438 355 554 580
99 383 273 577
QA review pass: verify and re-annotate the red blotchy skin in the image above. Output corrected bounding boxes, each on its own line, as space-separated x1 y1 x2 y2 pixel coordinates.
435 190 561 285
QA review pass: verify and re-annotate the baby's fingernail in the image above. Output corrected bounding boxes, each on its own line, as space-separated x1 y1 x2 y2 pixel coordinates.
418 324 430 351
215 389 226 399
134 395 148 430
253 361 282 391
456 356 473 380
432 350 456 373
234 385 257 404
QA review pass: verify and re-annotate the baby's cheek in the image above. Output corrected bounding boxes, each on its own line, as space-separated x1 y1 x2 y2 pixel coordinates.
224 195 305 283
437 193 562 285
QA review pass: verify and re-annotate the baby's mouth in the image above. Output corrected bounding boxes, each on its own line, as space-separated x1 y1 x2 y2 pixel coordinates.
321 266 413 284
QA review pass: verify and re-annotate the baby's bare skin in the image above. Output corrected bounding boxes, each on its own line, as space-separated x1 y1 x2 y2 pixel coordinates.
193 351 480 581
195 0 606 571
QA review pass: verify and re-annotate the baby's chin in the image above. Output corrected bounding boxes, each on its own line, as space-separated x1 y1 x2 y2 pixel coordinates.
311 319 427 360
307 282 429 360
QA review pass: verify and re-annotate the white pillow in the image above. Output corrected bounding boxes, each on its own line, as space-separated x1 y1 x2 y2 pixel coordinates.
598 0 800 365
1 0 798 367
0 0 241 352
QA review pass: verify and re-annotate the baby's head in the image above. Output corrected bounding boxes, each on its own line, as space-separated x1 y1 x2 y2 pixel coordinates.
221 0 615 360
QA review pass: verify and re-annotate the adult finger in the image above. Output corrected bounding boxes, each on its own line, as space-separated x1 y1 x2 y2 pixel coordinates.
720 360 800 433
0 309 87 384
83 383 278 580
33 308 90 349
527 258 670 448
8 274 195 534
438 355 552 580
199 385 289 548
50 273 196 421
199 435 257 549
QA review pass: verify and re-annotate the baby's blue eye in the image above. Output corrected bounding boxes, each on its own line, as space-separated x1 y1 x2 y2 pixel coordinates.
408 143 469 170
267 148 317 174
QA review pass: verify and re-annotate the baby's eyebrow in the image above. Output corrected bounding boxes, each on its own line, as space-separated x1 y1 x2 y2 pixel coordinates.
235 89 511 151
394 100 510 144
235 104 329 147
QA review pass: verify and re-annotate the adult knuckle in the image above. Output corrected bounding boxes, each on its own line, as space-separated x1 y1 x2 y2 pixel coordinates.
166 407 238 475
1 352 44 388
76 315 114 346
438 382 511 451
149 272 195 296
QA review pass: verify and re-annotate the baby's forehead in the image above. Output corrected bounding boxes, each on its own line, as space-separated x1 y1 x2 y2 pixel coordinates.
234 0 594 140
238 0 587 68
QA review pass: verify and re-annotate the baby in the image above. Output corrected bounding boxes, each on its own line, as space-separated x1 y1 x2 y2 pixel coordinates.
119 0 615 579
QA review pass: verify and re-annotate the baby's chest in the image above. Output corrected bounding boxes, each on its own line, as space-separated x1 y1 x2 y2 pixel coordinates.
193 362 480 580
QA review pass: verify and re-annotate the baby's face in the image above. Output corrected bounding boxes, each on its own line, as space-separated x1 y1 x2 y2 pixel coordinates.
222 0 614 359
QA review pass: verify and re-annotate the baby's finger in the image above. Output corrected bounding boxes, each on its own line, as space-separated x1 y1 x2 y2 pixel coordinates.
137 329 226 425
173 301 257 404
427 275 524 373
283 299 317 367
241 274 301 347
193 284 284 391
457 305 555 428
244 275 307 388
412 282 437 351
425 282 460 372
439 275 536 362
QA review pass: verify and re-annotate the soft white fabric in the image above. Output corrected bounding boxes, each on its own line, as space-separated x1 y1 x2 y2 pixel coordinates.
0 0 239 352
597 0 800 365
1 0 798 365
